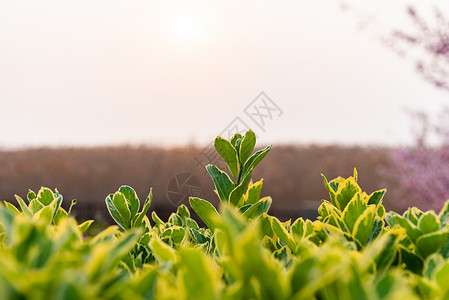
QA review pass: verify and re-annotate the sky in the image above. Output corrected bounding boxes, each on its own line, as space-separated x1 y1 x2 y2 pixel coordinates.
0 0 448 149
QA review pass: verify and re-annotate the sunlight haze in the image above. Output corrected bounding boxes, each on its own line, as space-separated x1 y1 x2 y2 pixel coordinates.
0 0 448 149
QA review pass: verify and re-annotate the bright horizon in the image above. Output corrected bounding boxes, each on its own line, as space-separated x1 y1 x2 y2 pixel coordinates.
1 0 448 149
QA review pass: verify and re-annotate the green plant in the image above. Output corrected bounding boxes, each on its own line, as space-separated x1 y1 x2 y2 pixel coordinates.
4 130 449 299
189 130 272 233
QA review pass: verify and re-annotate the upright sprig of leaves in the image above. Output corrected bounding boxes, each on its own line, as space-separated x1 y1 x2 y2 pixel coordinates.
205 130 271 207
105 185 153 231
189 130 272 232
318 169 387 248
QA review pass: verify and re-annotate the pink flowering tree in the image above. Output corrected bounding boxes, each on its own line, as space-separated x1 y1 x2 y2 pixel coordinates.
386 6 449 91
374 5 449 211
384 109 449 211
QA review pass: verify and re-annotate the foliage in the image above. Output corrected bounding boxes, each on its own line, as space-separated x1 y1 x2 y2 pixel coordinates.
2 130 449 299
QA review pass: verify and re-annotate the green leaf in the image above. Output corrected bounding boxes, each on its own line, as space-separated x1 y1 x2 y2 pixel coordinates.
105 194 127 230
377 205 386 219
214 229 227 256
131 268 158 298
14 195 32 217
112 192 131 227
230 133 243 149
260 214 274 238
290 257 315 295
51 194 63 224
347 265 369 300
243 197 271 220
91 229 141 279
36 187 55 206
366 189 386 206
133 189 152 228
367 217 384 243
423 253 445 279
404 207 421 225
375 272 396 299
399 245 423 274
353 167 358 182
334 178 361 211
177 204 190 219
241 145 271 180
318 200 333 220
418 211 440 234
321 175 337 206
206 164 234 203
416 230 449 259
28 199 44 214
151 211 165 228
342 193 366 233
3 202 19 216
229 168 253 206
291 217 305 239
118 185 140 220
214 136 240 180
244 179 263 206
238 204 252 214
52 207 68 225
178 247 219 300
149 237 177 264
168 213 183 226
371 229 402 272
78 220 94 233
162 226 185 244
26 190 36 202
389 212 423 244
185 217 199 230
189 197 220 232
238 130 256 165
271 216 296 252
435 262 449 288
189 227 208 244
353 205 376 246
33 206 53 224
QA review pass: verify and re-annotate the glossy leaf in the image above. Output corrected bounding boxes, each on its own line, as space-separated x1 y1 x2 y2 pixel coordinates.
105 194 127 230
241 145 271 180
15 195 32 217
367 189 386 206
238 129 256 165
149 237 177 264
418 211 440 234
133 189 152 228
189 197 219 232
229 167 253 206
112 192 131 227
37 187 55 206
342 193 366 233
334 177 361 211
416 230 449 259
118 185 140 220
244 179 263 206
206 164 234 203
271 216 296 252
214 136 239 180
353 205 376 246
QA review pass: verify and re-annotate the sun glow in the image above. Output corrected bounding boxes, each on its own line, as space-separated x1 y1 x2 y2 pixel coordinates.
171 11 203 43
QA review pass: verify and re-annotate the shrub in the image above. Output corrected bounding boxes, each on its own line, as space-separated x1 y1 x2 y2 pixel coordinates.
2 130 449 299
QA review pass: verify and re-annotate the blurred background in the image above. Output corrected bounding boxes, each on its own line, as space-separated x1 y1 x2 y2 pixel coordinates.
1 0 449 223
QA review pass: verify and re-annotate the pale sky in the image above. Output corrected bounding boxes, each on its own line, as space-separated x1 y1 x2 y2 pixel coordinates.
1 0 448 149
